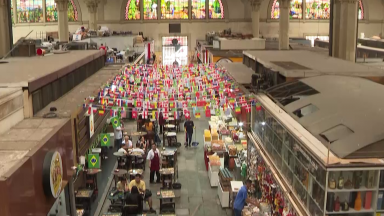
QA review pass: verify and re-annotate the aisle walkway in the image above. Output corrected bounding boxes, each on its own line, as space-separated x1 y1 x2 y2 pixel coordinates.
99 116 233 216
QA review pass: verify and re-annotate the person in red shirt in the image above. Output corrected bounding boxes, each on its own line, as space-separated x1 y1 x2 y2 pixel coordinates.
99 43 107 61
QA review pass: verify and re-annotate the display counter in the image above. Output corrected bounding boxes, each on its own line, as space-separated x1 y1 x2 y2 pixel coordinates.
250 91 384 216
208 162 219 187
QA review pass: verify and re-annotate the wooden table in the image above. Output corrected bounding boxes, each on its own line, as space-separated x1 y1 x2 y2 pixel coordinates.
75 189 94 212
128 169 143 181
160 168 175 189
157 190 176 214
85 169 102 194
113 152 126 169
164 132 177 147
111 169 128 187
130 131 147 137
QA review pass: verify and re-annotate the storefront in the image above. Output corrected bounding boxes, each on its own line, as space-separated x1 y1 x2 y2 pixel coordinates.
73 105 111 216
0 119 75 216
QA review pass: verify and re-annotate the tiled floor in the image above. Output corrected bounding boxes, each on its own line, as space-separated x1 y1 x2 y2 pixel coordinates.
98 116 234 216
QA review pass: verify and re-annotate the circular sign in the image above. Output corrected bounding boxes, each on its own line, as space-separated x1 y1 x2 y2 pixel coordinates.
43 151 63 198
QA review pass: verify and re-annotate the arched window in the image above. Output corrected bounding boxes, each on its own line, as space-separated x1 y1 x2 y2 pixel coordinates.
191 0 205 19
11 0 14 24
143 0 157 19
208 0 224 19
45 0 78 22
271 0 363 20
271 0 303 19
17 0 44 23
160 0 189 19
126 0 140 20
125 0 224 20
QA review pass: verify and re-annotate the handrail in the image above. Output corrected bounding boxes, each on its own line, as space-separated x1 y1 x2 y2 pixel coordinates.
132 51 145 65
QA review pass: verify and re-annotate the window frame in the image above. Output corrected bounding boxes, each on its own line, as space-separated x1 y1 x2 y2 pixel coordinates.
269 0 365 21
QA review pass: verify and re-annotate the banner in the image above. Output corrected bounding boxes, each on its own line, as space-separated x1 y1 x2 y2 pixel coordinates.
100 133 111 147
88 154 100 169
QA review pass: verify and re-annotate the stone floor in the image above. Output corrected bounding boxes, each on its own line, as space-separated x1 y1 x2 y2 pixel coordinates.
98 116 234 216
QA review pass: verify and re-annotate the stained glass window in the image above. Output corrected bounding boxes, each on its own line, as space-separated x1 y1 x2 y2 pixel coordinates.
305 0 328 19
45 0 57 21
67 0 77 21
11 0 14 24
208 0 223 19
45 0 77 22
126 0 140 20
160 0 188 19
271 0 302 19
17 0 44 23
272 0 363 20
192 0 205 19
144 0 157 19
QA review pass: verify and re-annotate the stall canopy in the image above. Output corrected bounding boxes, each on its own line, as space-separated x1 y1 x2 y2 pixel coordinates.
266 75 384 159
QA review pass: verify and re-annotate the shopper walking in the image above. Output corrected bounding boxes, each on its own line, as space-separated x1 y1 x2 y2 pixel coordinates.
184 119 194 147
233 180 259 216
147 144 161 183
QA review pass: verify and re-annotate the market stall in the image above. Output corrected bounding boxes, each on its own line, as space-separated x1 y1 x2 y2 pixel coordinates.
82 63 256 213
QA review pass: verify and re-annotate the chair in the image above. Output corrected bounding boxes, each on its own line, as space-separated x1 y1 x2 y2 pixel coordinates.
122 204 140 216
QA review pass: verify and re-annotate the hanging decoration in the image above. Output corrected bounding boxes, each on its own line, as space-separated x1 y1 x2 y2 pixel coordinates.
83 64 261 117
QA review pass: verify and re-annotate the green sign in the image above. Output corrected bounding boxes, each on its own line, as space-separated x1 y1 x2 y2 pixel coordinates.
111 117 120 129
88 154 100 169
100 133 111 147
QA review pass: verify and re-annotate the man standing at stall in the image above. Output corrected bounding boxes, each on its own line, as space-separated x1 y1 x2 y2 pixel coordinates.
233 179 259 216
147 143 161 183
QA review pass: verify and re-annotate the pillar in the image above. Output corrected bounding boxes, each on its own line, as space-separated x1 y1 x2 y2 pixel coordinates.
86 0 99 30
97 0 106 21
332 0 358 62
279 0 290 50
55 0 69 42
0 0 11 58
249 0 262 38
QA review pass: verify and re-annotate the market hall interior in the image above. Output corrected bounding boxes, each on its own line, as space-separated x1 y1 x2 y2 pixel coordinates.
2 0 384 216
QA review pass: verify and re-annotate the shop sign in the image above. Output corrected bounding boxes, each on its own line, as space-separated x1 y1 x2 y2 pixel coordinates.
43 151 63 198
89 112 94 138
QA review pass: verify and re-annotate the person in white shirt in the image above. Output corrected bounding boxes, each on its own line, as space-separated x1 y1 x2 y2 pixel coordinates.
118 147 128 154
122 135 133 149
132 143 145 164
114 124 123 150
147 144 161 183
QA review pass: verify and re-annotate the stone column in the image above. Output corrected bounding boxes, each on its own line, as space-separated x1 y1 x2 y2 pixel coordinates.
86 0 100 30
0 0 11 58
279 0 290 50
249 0 262 38
55 0 69 42
332 0 358 62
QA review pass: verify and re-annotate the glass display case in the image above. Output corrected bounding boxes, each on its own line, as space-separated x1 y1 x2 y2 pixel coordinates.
252 105 326 215
251 101 384 216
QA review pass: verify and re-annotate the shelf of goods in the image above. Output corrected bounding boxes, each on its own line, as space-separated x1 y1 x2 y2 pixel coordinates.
247 134 300 216
325 169 384 216
250 104 384 216
218 168 233 208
